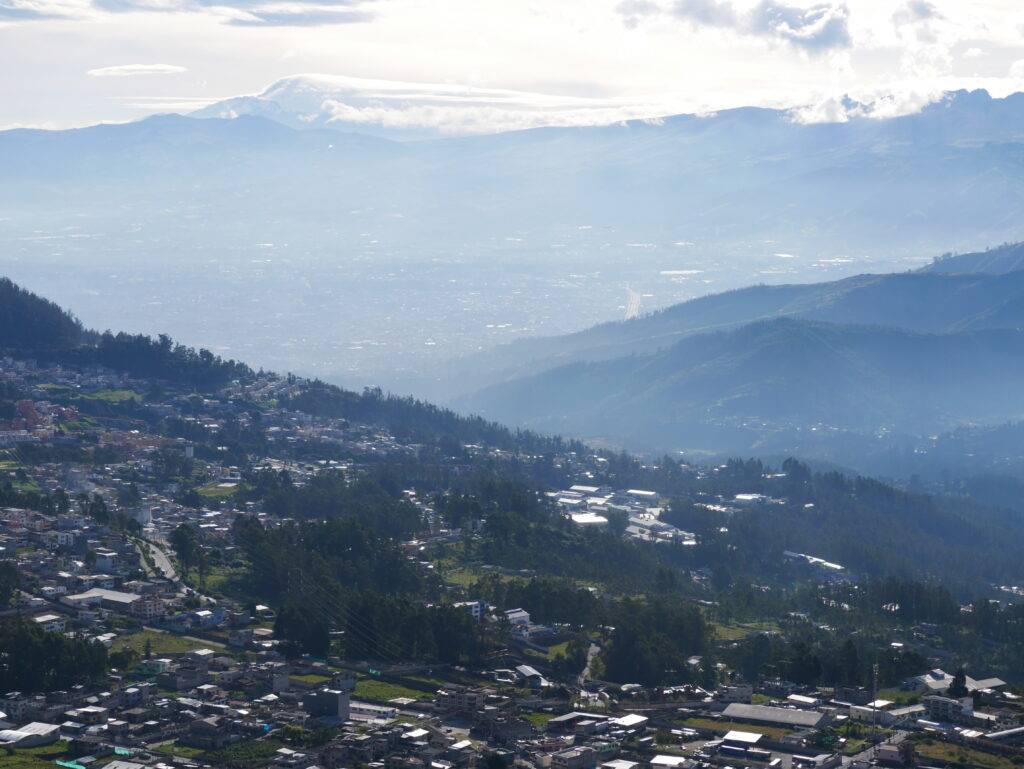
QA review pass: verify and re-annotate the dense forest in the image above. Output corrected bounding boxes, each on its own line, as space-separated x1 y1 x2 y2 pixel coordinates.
0 278 251 389
227 515 487 661
0 621 108 693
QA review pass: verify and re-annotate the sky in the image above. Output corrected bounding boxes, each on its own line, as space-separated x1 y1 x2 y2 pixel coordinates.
4 0 1024 131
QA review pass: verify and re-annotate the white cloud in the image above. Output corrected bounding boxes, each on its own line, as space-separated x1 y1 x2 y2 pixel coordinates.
87 63 188 76
198 73 685 135
667 0 851 53
4 0 1024 130
614 0 661 30
789 85 946 124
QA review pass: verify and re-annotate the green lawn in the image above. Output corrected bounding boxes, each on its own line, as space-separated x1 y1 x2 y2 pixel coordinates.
151 741 207 759
712 620 780 641
876 687 921 706
197 482 243 499
206 739 282 767
0 741 71 769
679 717 791 741
546 641 570 660
914 738 1018 769
353 677 433 702
113 628 225 656
291 674 331 686
840 738 869 756
200 565 253 599
523 712 555 728
59 417 100 431
79 389 141 404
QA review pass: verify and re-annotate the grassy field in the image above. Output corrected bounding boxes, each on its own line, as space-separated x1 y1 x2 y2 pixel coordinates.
0 741 71 769
151 741 207 759
913 739 1018 769
206 739 282 767
200 565 252 599
353 677 433 702
113 628 224 656
679 717 790 741
197 482 242 499
876 687 921 705
840 738 869 756
546 641 570 660
60 417 100 431
79 389 141 404
711 620 780 641
291 674 332 686
523 711 556 728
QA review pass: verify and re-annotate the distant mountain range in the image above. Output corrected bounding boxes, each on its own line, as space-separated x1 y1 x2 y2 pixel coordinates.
8 88 1024 390
925 241 1024 275
446 245 1024 393
453 245 1024 458
6 88 1024 256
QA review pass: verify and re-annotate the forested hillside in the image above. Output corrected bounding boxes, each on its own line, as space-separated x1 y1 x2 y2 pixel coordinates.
0 277 86 351
444 267 1024 398
461 318 1024 453
925 241 1024 274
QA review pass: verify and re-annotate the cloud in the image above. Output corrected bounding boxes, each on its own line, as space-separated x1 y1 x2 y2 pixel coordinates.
614 0 660 30
111 95 220 111
892 0 942 25
789 86 946 124
194 73 691 135
0 0 67 18
892 0 944 45
963 47 985 59
86 0 376 26
665 0 850 53
227 6 371 25
1010 60 1024 79
749 1 850 51
672 0 737 27
889 0 958 78
198 72 974 138
87 63 188 76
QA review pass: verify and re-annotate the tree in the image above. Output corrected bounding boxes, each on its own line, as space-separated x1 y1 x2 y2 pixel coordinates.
54 489 70 515
838 638 861 687
170 524 199 578
197 549 210 589
948 666 969 698
0 562 20 609
605 510 629 538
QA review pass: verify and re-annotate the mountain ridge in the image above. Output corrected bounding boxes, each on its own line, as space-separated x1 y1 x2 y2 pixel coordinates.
458 317 1024 455
439 263 1024 399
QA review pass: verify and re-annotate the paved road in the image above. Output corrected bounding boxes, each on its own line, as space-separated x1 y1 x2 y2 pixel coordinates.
578 643 600 687
139 537 178 582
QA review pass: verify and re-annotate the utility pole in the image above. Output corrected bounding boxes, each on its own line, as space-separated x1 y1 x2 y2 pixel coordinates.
872 662 880 750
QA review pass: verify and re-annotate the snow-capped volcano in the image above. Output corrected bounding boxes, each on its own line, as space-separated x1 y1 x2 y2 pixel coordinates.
191 73 671 139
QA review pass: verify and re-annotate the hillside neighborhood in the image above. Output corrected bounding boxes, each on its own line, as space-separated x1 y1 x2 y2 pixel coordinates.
0 352 1022 769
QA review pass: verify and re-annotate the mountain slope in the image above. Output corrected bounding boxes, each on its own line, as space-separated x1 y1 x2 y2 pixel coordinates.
459 318 1024 453
0 277 86 351
10 90 1024 388
924 241 1024 275
442 269 1024 397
